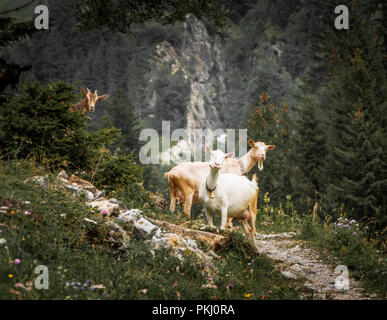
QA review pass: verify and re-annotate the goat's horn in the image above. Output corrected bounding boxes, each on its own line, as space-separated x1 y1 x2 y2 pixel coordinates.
94 89 98 94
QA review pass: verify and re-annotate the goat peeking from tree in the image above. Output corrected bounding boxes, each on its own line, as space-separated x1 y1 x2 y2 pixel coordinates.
70 86 109 116
0 58 32 94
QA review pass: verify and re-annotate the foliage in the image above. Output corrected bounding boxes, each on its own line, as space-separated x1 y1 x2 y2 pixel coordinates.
0 16 36 49
248 92 293 206
100 91 143 157
322 8 387 228
91 152 144 195
291 94 327 211
72 0 230 34
0 81 124 173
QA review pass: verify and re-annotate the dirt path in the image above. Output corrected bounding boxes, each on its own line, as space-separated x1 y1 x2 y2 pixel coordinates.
254 232 378 300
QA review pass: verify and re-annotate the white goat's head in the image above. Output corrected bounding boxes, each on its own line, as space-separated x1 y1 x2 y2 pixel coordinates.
205 146 234 172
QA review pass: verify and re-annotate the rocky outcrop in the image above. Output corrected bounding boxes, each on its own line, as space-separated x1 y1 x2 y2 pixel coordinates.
153 15 227 163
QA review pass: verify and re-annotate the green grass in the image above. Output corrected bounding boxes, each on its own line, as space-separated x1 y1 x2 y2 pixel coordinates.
0 160 304 300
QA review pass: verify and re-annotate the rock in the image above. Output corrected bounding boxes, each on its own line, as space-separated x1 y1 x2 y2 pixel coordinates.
64 185 80 194
24 176 48 188
57 170 69 180
82 185 97 196
133 218 159 240
64 185 94 201
152 236 170 249
164 233 184 248
183 238 197 248
105 221 131 249
153 228 162 239
95 190 105 199
282 271 297 280
88 198 120 216
117 209 142 224
108 198 127 210
83 190 94 201
84 218 97 225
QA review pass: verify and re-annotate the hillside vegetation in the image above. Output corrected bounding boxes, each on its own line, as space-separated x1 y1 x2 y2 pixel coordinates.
0 0 385 300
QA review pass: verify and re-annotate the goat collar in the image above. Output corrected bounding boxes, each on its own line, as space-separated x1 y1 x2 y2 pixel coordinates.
206 178 217 192
238 159 247 176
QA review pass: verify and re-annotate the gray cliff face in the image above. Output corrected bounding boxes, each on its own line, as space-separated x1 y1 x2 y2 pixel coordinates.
152 15 226 136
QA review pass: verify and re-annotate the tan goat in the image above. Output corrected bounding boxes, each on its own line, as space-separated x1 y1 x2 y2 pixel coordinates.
164 139 275 218
69 86 109 116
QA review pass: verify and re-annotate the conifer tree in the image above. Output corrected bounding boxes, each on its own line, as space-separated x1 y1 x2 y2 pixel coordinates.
323 9 387 227
291 94 327 211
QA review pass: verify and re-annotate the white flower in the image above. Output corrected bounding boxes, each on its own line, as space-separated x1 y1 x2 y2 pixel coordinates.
0 238 6 245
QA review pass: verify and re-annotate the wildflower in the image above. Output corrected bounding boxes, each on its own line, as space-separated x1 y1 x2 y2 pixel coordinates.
23 201 30 204
0 238 6 245
24 211 31 215
173 281 178 287
244 293 252 298
101 210 109 216
10 210 15 215
14 259 21 265
8 274 13 278
227 283 232 291
15 283 25 289
21 238 25 241
268 290 272 294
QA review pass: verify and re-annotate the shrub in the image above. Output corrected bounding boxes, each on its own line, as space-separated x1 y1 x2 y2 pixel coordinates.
0 81 126 174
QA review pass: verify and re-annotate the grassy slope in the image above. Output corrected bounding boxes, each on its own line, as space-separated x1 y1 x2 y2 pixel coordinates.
0 160 304 300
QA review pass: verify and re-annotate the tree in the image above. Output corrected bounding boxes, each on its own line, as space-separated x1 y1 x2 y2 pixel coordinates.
248 92 292 205
323 9 387 228
72 0 230 33
101 91 143 157
291 94 327 211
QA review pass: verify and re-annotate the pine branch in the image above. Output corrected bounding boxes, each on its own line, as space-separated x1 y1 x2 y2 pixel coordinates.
0 0 36 16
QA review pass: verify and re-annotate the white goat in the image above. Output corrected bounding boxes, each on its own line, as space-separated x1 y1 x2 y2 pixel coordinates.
198 147 258 243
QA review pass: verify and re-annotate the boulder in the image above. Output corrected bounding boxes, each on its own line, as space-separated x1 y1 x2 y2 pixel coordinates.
24 176 48 188
133 218 159 240
117 209 142 224
64 185 94 201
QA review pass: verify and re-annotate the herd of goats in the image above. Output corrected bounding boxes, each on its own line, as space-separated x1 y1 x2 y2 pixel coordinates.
0 58 275 244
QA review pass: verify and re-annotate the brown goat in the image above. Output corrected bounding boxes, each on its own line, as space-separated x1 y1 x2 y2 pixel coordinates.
0 58 31 94
70 86 109 116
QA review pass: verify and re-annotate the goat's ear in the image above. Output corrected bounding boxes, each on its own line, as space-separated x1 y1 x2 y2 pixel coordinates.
205 145 212 154
248 139 255 148
266 145 276 150
20 65 32 72
225 152 234 159
80 86 87 96
98 94 109 101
